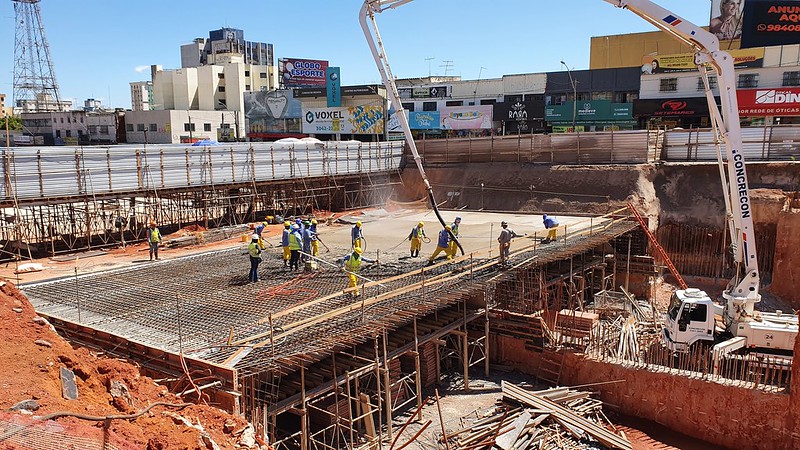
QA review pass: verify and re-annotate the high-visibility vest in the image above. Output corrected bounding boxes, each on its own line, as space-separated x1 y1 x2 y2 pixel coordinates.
248 242 261 257
450 223 459 236
149 228 161 243
289 231 302 250
345 254 362 272
413 226 424 238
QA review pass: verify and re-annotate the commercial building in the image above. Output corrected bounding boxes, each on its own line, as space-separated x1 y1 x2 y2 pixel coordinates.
181 28 274 68
14 93 71 114
130 81 153 111
295 84 387 141
124 109 237 144
21 110 119 145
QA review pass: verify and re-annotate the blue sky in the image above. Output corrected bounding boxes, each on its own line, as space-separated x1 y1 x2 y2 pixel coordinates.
0 1 713 109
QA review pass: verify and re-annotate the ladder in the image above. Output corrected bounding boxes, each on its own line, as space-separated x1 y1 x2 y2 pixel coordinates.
627 203 687 290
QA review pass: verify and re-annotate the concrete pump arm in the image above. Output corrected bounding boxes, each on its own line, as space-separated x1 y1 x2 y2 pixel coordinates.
359 0 760 318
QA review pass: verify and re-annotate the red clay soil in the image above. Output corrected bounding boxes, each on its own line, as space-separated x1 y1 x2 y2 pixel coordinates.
0 281 253 449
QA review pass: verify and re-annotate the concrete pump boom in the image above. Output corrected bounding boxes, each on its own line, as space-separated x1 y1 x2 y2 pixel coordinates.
360 0 760 328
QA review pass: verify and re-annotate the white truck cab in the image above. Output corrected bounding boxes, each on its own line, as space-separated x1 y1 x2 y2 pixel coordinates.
663 288 720 352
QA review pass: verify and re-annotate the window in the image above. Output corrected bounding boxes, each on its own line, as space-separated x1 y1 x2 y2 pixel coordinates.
80 117 84 123
401 102 414 112
88 125 98 134
697 76 718 91
65 130 71 137
218 86 226 92
547 94 566 106
204 123 211 132
783 71 800 87
126 124 134 132
659 78 678 92
149 123 157 132
244 70 250 77
689 304 708 322
136 124 145 132
525 94 544 103
260 72 267 79
480 99 496 105
446 100 463 107
60 117 64 123
55 130 61 138
245 85 251 90
737 73 759 89
593 91 612 101
505 95 523 103
218 73 225 79
422 101 437 111
99 125 109 134
184 123 196 132
576 92 591 101
614 92 637 103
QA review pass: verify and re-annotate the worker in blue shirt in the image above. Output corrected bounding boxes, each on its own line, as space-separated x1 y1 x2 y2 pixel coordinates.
288 224 303 271
302 220 314 261
281 221 291 269
427 225 452 264
352 221 364 249
543 214 559 244
310 219 320 256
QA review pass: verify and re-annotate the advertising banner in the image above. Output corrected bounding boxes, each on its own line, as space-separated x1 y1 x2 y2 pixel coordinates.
326 67 341 107
546 100 632 122
302 106 384 134
709 0 746 40
738 87 800 116
493 100 545 122
440 105 493 130
387 111 441 131
244 89 303 134
741 1 800 48
282 58 329 87
634 98 716 117
640 48 764 74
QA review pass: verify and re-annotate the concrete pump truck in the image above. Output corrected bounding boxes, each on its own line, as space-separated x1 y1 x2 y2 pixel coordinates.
358 0 798 365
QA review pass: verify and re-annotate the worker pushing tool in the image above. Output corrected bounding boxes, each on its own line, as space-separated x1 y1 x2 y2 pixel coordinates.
408 221 426 257
147 221 162 261
497 221 522 267
351 221 364 250
340 246 374 297
310 219 320 256
447 216 462 258
427 225 452 265
288 224 303 271
302 220 314 262
542 214 559 244
247 234 262 282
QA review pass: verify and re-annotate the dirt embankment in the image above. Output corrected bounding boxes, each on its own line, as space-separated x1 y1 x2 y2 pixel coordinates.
0 282 257 449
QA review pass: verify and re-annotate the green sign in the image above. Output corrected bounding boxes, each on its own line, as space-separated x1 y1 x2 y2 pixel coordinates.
545 101 633 122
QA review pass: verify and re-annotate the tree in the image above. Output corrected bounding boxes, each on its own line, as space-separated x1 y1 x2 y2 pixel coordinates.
0 115 22 131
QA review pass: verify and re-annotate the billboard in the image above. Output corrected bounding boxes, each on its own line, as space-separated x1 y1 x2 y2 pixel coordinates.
493 100 545 122
640 48 764 74
741 1 800 48
326 67 341 107
387 111 441 131
710 0 746 40
244 89 303 134
738 87 800 116
634 98 716 117
302 106 384 134
440 105 493 130
546 100 633 122
282 58 329 87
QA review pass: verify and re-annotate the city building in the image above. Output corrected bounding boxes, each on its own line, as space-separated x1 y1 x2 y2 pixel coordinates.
292 84 387 141
124 109 237 144
130 81 153 111
21 110 119 145
83 98 102 112
180 28 274 68
14 93 71 114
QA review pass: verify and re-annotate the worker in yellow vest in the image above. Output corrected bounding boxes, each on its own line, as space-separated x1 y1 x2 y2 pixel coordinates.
407 221 426 257
288 224 302 271
148 221 162 261
340 246 374 297
281 221 292 269
247 234 262 282
447 216 461 258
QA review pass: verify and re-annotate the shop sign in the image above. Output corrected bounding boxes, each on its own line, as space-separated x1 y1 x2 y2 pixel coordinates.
738 87 800 116
282 58 329 87
387 111 441 131
493 101 545 121
634 98 714 117
302 106 384 134
440 106 493 130
640 48 764 74
546 100 632 121
742 1 800 48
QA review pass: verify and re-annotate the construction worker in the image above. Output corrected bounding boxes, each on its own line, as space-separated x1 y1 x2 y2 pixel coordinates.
408 221 426 258
281 221 292 269
254 218 268 249
147 221 162 261
302 220 314 262
428 225 452 265
352 221 364 249
497 221 521 267
310 219 320 256
340 246 374 297
247 234 262 283
543 214 559 244
288 224 303 271
447 216 462 258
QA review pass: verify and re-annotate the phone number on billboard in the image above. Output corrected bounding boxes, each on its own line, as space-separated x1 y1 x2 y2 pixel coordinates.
757 24 800 32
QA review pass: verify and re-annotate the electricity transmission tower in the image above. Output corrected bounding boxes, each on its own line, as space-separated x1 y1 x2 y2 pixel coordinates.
12 0 63 112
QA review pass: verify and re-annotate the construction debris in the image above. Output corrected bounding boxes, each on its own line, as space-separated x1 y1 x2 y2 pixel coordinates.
445 381 631 450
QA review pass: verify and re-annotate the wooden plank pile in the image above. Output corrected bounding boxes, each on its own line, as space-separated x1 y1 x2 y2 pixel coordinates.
444 381 631 450
488 311 555 351
556 310 599 339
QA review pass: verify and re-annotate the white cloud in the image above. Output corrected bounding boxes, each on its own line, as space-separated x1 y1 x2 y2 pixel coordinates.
134 65 149 73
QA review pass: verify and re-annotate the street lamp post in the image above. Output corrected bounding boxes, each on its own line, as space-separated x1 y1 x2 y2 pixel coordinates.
560 61 578 132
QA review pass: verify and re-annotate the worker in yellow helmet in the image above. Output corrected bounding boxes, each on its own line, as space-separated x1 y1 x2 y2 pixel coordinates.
447 216 461 258
148 221 162 261
310 219 320 256
427 225 452 265
247 234 262 282
407 221 426 258
340 246 374 297
351 221 364 250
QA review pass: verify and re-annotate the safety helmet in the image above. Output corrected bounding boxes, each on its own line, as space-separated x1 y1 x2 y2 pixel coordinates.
311 219 318 225
445 225 452 230
291 224 299 230
418 221 424 227
296 218 302 224
284 221 291 227
249 223 255 230
354 246 363 255
149 221 156 226
543 214 548 219
303 220 311 226
252 234 259 240
501 221 508 226
455 216 462 222
356 221 362 227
